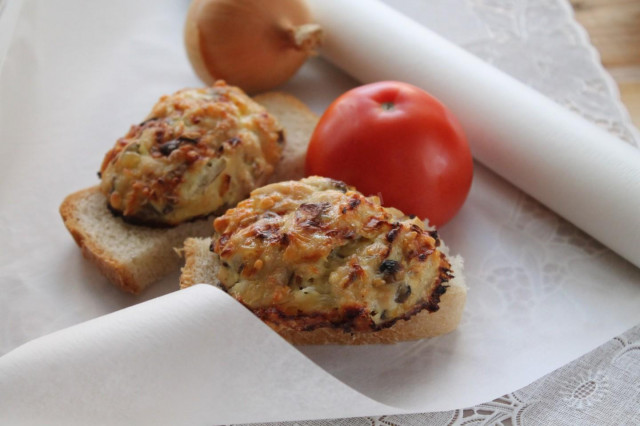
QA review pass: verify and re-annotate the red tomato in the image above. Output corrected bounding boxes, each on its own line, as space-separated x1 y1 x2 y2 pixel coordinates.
305 81 473 228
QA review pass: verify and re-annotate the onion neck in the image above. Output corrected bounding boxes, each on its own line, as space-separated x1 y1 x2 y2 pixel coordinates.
286 23 323 54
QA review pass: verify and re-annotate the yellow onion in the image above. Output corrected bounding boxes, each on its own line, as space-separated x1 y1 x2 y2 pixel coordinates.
184 0 323 94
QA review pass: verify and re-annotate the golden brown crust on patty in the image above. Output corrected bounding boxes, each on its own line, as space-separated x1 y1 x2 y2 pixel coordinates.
99 81 283 227
180 237 466 344
267 284 467 344
183 176 460 336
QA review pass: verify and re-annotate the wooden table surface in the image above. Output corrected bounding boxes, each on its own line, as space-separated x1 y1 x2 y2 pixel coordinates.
572 0 640 129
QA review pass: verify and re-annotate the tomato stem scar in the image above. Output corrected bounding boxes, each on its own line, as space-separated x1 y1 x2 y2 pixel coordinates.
381 102 394 111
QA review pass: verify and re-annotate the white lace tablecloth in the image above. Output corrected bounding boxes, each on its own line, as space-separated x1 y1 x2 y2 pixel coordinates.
241 0 640 425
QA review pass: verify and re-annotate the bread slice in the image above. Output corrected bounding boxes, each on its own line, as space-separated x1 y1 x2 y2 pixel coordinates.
180 237 466 345
60 187 213 293
254 92 318 184
60 92 318 294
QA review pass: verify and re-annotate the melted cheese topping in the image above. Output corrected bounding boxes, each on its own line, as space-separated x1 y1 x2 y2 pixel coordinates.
212 176 453 332
99 81 283 226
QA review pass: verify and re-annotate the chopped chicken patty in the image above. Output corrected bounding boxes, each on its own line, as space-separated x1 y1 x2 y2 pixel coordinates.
100 81 283 226
211 176 453 332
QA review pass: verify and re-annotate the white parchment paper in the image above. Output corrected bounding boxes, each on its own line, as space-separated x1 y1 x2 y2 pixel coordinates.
1 0 640 424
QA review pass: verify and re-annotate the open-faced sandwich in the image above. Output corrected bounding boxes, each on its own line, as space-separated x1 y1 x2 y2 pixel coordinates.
60 81 318 293
180 176 466 344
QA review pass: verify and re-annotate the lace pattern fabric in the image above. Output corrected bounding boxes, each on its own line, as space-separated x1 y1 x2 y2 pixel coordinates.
237 0 640 424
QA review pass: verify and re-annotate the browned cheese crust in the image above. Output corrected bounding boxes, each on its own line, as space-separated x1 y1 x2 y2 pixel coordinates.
269 285 466 344
183 176 461 340
180 236 466 344
99 81 284 227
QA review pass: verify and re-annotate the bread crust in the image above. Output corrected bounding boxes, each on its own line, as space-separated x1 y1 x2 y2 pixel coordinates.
60 187 140 293
60 187 214 294
180 237 466 344
254 92 315 118
255 92 319 184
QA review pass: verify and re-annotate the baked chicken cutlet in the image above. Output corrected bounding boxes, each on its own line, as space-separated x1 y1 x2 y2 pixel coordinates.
60 82 319 293
99 81 284 227
181 176 466 344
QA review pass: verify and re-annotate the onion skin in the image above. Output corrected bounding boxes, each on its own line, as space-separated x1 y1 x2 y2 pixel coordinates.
184 0 323 94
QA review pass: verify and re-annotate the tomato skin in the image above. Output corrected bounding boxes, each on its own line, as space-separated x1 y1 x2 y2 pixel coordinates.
305 81 473 228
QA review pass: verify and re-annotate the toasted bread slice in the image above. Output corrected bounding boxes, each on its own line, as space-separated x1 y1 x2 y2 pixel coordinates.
60 187 213 293
180 237 466 344
254 92 318 184
60 92 318 294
